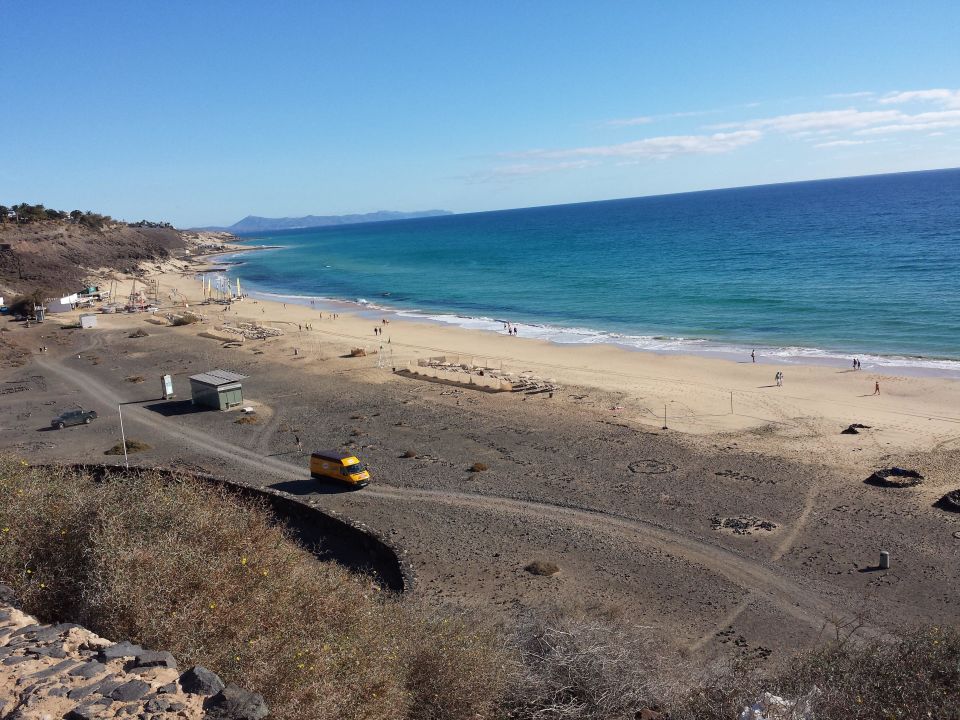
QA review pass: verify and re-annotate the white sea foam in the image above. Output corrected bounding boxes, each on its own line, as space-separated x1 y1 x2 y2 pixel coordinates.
244 289 960 379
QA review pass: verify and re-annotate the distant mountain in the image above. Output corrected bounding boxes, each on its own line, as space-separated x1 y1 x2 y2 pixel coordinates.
197 210 453 234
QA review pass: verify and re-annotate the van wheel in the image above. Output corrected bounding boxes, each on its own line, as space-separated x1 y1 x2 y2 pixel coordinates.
84 417 91 424
55 422 65 430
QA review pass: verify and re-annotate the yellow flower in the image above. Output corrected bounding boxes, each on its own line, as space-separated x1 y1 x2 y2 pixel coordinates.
235 655 240 661
39 583 46 589
2 528 8 533
240 556 248 566
209 603 216 609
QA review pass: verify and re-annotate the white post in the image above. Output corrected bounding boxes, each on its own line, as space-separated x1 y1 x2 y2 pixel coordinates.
118 404 129 470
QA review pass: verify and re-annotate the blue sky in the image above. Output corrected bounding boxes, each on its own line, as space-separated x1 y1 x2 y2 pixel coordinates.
3 2 959 227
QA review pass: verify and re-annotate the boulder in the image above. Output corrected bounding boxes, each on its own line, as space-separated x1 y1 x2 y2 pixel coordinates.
132 649 177 669
179 665 225 696
203 684 269 720
98 640 145 661
110 678 152 702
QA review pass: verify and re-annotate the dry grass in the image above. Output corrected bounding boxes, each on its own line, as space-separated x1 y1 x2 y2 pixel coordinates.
469 462 489 472
672 624 960 720
0 457 508 720
504 609 677 720
171 312 202 326
104 439 151 455
129 328 149 338
235 415 259 425
125 375 146 383
400 450 417 459
349 348 366 357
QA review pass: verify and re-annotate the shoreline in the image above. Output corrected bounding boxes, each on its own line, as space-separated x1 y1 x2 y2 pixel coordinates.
217 244 960 380
230 278 960 381
82 251 960 473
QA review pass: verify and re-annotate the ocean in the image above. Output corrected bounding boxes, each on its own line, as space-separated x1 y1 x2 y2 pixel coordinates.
223 168 960 376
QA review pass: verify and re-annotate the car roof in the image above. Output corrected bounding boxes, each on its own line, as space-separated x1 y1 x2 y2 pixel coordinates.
311 450 356 461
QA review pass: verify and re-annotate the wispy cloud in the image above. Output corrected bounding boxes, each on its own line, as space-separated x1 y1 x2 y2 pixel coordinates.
813 139 869 148
466 160 598 183
604 116 654 127
713 109 902 135
508 130 762 161
827 91 875 99
854 109 960 135
878 88 960 108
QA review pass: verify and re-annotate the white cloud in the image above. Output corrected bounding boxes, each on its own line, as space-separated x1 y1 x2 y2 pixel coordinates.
467 160 598 183
509 130 762 161
604 116 654 127
813 139 868 148
854 110 960 135
878 88 960 108
713 109 902 135
827 91 875 99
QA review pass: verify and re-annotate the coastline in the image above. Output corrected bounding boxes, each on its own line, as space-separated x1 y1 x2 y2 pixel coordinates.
94 250 960 474
217 241 960 381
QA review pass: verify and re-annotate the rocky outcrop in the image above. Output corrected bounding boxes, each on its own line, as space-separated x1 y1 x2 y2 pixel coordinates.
0 599 266 719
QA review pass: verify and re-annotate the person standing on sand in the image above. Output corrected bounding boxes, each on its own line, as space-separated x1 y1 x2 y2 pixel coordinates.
874 381 880 395
752 349 756 363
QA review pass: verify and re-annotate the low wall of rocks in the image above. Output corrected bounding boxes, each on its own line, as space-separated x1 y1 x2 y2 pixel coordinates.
0 596 265 720
41 464 412 594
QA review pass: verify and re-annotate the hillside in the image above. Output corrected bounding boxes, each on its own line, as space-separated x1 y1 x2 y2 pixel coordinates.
0 219 184 298
202 209 453 234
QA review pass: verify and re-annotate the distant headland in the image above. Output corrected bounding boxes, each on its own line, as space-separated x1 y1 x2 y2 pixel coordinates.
196 209 453 234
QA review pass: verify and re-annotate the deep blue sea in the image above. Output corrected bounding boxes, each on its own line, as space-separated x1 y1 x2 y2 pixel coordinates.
224 168 960 376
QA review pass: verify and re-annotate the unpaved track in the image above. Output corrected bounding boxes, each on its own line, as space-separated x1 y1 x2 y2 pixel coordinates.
36 345 855 641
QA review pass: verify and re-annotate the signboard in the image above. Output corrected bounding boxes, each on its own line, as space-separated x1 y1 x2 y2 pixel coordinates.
161 374 174 399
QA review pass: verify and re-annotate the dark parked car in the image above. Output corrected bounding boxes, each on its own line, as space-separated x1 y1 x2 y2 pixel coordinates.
51 409 98 429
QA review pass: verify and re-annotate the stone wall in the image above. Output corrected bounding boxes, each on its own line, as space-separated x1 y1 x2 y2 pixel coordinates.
0 596 266 719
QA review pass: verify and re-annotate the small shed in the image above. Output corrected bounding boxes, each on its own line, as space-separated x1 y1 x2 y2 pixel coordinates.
79 313 97 329
189 369 248 410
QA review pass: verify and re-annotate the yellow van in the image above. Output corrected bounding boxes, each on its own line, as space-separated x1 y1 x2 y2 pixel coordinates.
310 450 370 488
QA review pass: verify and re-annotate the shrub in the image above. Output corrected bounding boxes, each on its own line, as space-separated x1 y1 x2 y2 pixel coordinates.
400 450 417 459
349 347 366 357
104 440 151 455
672 625 960 720
235 415 259 425
0 458 509 720
125 375 145 383
504 609 676 720
170 312 201 326
469 462 488 472
129 328 149 338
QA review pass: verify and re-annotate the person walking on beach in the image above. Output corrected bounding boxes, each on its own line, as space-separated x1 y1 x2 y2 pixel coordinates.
874 381 880 395
775 371 782 387
752 349 756 363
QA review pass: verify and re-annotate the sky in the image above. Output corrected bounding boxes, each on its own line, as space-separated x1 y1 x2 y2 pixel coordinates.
2 1 960 228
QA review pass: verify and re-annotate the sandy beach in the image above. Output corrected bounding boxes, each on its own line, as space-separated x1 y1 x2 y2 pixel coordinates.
1 241 958 667
137 246 960 477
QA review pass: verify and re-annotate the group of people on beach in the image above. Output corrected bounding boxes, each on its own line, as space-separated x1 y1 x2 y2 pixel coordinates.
503 322 518 336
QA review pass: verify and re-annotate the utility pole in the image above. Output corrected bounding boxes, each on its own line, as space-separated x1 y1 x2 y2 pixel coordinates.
118 404 129 469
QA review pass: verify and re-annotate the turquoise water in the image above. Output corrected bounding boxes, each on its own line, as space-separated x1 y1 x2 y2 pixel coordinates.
224 168 960 375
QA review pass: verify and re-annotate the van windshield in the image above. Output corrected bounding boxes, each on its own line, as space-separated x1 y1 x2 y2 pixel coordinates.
344 463 366 475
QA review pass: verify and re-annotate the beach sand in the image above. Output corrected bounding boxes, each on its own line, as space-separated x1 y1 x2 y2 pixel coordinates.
133 248 960 477
2 246 957 666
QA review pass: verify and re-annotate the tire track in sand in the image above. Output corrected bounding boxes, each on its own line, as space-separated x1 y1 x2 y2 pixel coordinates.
36 351 859 645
